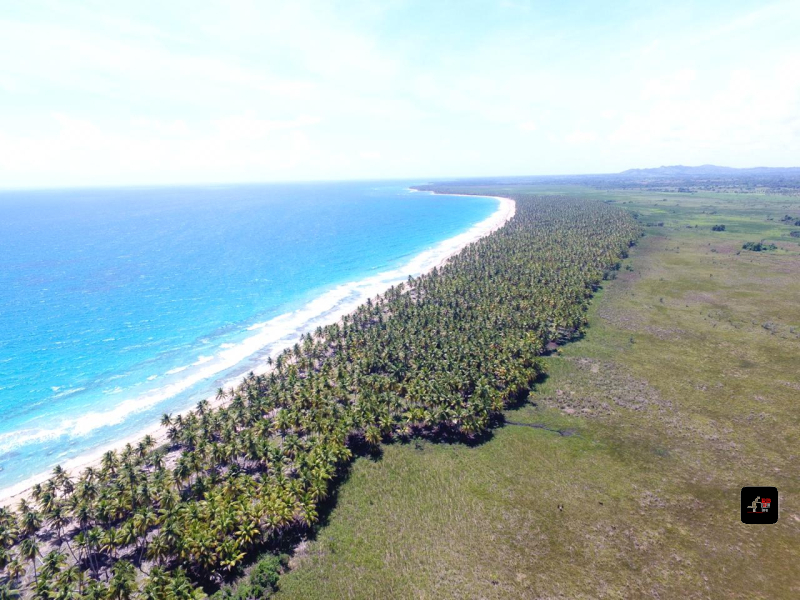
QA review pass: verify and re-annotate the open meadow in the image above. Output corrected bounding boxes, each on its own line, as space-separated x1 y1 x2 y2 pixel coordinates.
275 185 800 599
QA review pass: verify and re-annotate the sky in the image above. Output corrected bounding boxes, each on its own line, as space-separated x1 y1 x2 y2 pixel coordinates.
1 0 799 188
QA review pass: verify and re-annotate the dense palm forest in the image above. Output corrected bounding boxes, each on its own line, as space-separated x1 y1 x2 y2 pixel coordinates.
0 194 639 599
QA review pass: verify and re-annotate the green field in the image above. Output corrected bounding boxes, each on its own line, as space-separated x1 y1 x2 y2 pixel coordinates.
275 187 800 599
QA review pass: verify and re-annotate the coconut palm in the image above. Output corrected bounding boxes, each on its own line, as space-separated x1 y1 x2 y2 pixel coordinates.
18 537 39 584
107 560 136 600
5 558 25 585
0 584 20 600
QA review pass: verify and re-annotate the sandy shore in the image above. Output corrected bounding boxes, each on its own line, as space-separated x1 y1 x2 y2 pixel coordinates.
0 191 515 508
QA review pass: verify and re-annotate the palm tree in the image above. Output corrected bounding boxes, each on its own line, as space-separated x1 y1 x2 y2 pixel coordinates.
47 503 77 561
196 399 209 416
19 537 39 584
100 451 119 476
82 580 109 600
100 527 121 560
218 539 245 575
59 565 85 596
19 508 41 539
146 533 171 567
5 558 25 585
40 549 67 579
0 584 20 600
107 560 137 600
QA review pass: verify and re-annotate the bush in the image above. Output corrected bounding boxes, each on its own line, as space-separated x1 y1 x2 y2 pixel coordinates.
711 224 726 231
742 241 777 252
212 553 288 600
250 554 284 591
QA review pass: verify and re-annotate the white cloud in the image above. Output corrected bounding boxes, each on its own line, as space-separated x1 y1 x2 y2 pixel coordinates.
608 56 800 156
0 112 323 186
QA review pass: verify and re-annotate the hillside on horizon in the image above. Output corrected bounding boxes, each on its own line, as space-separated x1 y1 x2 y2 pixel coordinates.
618 164 800 177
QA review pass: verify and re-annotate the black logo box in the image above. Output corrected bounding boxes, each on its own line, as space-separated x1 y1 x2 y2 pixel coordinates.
741 486 778 524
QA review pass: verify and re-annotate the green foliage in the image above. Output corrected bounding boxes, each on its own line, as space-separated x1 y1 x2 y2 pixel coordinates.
779 214 800 226
0 195 638 598
742 241 778 251
212 553 286 600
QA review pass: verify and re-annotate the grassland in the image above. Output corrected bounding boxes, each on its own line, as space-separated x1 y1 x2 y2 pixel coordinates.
275 187 800 599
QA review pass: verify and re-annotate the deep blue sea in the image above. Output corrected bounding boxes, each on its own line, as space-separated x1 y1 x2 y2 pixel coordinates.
0 181 497 491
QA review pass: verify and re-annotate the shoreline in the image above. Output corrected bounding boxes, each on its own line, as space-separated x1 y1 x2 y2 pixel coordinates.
0 191 515 508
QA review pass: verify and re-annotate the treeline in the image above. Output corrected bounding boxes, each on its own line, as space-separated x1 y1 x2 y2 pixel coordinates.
0 194 640 598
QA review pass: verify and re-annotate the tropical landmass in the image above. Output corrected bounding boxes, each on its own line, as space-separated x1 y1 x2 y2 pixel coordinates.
2 168 799 599
276 173 800 599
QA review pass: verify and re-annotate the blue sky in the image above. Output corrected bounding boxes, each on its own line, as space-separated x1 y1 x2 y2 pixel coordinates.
1 0 799 187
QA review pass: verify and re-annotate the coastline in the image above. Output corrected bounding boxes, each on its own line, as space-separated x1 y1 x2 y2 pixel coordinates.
0 191 516 508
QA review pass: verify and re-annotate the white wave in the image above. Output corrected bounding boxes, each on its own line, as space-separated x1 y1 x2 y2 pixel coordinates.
165 366 188 375
52 387 85 399
0 193 514 456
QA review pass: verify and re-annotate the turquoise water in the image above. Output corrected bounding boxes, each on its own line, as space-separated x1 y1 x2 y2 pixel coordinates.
0 181 497 490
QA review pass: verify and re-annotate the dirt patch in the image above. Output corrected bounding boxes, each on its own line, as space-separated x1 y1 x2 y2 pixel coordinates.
538 358 671 418
288 540 312 571
682 291 719 305
596 307 645 332
709 243 741 255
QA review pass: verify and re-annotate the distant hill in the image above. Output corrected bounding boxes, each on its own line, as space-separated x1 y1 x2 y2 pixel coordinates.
618 164 800 178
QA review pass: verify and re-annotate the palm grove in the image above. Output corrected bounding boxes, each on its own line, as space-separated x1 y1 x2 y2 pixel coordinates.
0 194 640 598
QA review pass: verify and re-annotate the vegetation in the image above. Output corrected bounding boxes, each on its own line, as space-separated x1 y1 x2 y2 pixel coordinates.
212 553 286 600
742 240 778 251
780 214 800 226
0 195 639 597
274 181 800 599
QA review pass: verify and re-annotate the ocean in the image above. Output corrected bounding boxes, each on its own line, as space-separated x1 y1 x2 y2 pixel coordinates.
0 181 499 492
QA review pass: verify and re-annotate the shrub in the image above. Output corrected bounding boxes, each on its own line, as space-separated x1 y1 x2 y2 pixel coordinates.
742 241 777 252
212 553 288 600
